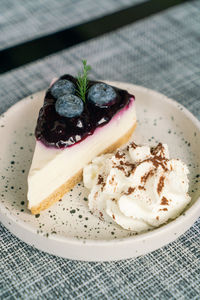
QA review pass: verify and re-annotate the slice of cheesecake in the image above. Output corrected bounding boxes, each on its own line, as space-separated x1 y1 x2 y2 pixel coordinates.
28 74 136 214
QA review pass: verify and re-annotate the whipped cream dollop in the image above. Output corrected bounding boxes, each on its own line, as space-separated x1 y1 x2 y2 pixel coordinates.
83 142 191 233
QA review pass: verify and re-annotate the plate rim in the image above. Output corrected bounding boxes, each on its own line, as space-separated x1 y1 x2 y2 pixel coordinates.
0 82 200 260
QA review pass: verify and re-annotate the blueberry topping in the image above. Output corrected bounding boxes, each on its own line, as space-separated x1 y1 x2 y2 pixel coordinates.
35 75 132 148
55 94 84 118
51 79 76 99
88 83 117 107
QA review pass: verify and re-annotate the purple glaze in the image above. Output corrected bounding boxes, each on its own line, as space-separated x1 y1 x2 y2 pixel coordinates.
35 75 135 148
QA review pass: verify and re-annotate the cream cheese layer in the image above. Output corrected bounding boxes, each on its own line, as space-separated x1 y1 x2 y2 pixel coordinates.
28 99 136 209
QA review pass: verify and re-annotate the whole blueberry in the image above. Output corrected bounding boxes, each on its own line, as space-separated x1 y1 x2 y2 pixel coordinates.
51 79 76 99
88 83 117 107
55 94 84 118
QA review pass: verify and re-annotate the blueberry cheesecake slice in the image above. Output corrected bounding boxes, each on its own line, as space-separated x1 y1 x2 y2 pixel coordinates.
28 61 137 214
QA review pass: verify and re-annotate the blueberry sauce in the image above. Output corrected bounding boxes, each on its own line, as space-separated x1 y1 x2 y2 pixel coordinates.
35 75 134 148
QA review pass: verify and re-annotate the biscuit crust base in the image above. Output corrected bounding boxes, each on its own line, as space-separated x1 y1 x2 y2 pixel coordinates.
30 122 136 214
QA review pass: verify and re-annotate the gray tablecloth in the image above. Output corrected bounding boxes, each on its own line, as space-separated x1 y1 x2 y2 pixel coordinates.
0 0 200 299
0 0 144 50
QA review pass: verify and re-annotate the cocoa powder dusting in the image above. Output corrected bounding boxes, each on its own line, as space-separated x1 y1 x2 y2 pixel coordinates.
99 212 104 220
141 170 154 183
150 156 168 172
161 196 169 205
151 143 163 156
109 176 115 184
138 152 168 172
157 176 165 195
138 185 146 190
97 174 104 185
125 187 135 195
115 151 125 159
129 142 138 149
98 174 105 191
116 165 125 172
124 162 136 177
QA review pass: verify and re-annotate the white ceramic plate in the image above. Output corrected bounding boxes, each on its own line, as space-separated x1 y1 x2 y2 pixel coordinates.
0 82 199 261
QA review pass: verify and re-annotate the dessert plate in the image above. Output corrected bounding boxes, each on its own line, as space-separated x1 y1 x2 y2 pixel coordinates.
0 82 199 261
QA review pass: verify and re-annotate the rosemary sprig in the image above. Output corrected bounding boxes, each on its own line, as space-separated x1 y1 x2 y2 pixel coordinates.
76 60 91 102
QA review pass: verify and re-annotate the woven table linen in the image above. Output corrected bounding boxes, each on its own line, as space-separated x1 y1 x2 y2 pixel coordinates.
0 0 200 299
0 0 145 50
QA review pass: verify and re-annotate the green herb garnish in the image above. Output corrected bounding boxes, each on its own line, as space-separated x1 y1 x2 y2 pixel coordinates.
76 60 91 102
